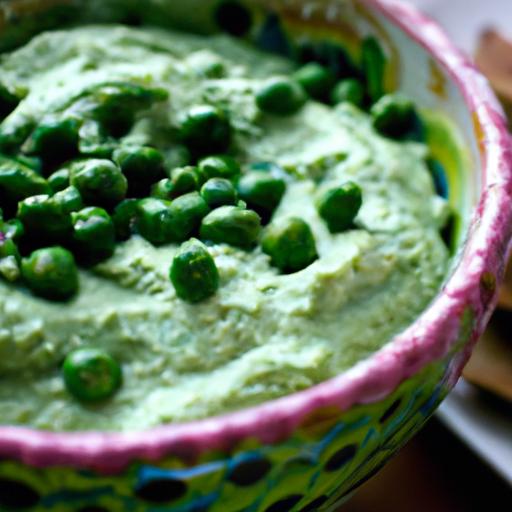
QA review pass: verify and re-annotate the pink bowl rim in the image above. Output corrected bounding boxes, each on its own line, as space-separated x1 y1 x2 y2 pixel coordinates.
1 0 511 472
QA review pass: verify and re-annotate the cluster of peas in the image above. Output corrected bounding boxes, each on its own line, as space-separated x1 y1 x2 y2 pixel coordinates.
0 45 418 403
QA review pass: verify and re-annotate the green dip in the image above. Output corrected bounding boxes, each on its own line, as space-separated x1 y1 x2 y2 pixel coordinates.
0 26 449 431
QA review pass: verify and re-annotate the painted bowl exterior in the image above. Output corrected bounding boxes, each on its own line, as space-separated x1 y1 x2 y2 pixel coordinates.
0 1 510 511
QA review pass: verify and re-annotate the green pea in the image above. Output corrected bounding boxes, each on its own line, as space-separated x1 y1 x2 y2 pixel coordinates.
0 112 36 154
236 172 286 221
15 155 43 174
331 79 365 108
0 232 21 282
0 160 50 198
135 197 176 246
87 82 168 137
24 116 80 165
0 83 22 121
201 178 238 208
151 178 175 200
17 194 71 242
112 198 139 241
256 77 307 116
317 182 363 233
0 235 20 261
71 207 116 264
0 159 50 215
169 192 210 242
170 238 219 303
262 217 318 273
171 166 201 196
189 52 226 78
52 186 83 214
362 36 386 104
21 247 79 301
63 348 122 403
293 63 335 101
371 94 416 139
1 219 24 241
198 155 241 180
200 205 261 248
70 159 127 207
113 145 165 196
76 118 116 158
48 168 70 193
179 105 232 156
0 255 20 282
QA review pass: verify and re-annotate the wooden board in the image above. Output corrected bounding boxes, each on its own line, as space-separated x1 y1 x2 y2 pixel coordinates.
456 28 512 402
464 312 512 402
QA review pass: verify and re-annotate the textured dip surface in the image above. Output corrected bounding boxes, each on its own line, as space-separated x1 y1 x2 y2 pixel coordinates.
0 26 450 431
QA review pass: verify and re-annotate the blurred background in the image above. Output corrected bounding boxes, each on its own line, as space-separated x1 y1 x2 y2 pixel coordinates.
342 1 512 510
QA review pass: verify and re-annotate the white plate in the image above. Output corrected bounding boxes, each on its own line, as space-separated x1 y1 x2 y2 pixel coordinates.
407 0 512 53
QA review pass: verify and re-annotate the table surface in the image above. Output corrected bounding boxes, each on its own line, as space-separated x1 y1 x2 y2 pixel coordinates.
340 416 512 511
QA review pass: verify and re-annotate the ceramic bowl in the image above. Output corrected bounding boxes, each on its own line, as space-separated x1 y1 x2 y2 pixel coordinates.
0 1 510 511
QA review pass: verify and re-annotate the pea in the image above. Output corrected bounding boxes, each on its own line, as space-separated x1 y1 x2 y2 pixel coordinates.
113 145 165 196
198 155 241 180
256 77 307 116
191 55 226 79
0 159 50 215
293 63 335 101
24 116 80 166
112 198 139 241
15 155 43 174
21 247 79 301
0 255 20 282
236 172 286 221
71 207 116 264
171 166 201 196
63 348 122 403
316 182 363 233
86 82 168 137
135 197 176 246
262 217 318 273
331 79 365 108
17 194 71 242
0 83 22 121
77 118 116 159
179 105 232 156
172 192 211 241
151 178 175 201
0 113 36 154
0 235 20 283
0 235 20 261
52 186 83 214
362 36 386 103
48 168 70 193
170 238 219 303
371 94 416 138
201 178 238 208
200 205 261 248
70 159 127 207
1 219 24 241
